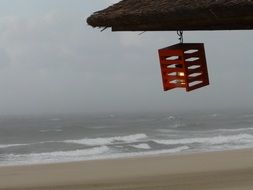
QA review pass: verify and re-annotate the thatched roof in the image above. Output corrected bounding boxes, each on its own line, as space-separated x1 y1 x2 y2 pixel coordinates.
87 0 253 31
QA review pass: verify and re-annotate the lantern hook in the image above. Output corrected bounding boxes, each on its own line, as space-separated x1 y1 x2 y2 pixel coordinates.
177 30 183 43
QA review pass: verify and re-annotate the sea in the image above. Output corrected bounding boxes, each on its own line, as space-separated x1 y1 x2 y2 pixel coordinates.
1 110 253 166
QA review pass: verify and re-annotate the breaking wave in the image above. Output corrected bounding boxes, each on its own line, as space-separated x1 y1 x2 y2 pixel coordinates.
153 134 253 146
130 143 151 150
1 146 110 166
0 145 189 166
0 144 29 149
64 134 148 146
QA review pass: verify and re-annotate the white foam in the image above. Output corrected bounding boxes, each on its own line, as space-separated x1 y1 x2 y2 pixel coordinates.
0 146 189 166
130 143 151 150
157 127 253 134
0 144 28 149
171 123 185 128
64 134 148 146
205 144 253 152
153 134 253 146
168 116 176 120
101 146 189 159
40 129 63 133
213 127 253 133
2 146 110 166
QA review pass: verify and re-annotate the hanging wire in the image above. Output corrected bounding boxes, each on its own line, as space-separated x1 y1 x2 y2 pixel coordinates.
177 30 184 43
100 27 108 32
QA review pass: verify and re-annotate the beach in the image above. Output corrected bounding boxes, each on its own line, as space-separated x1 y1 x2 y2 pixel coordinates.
0 149 253 190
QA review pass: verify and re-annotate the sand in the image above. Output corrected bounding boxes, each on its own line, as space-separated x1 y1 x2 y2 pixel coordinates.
0 149 253 190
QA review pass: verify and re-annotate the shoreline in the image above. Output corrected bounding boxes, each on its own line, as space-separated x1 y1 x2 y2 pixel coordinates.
0 148 253 189
0 146 252 168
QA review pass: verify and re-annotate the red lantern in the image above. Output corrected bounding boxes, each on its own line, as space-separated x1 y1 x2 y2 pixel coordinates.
158 43 209 92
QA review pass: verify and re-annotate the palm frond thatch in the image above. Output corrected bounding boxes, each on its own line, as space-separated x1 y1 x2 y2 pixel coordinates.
87 0 253 31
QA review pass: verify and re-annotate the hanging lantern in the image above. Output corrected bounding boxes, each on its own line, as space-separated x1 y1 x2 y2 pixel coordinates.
158 43 209 92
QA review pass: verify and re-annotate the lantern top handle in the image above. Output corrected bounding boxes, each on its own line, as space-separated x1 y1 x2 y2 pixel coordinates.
177 31 183 43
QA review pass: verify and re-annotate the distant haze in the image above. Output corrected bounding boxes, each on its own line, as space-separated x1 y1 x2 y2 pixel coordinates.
0 0 252 115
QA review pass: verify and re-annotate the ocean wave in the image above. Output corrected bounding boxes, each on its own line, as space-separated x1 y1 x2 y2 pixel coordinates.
168 116 176 120
170 123 186 128
239 114 253 119
205 144 253 152
0 143 29 149
2 146 110 165
40 129 63 133
153 134 253 146
157 127 253 134
157 129 177 133
64 134 148 146
0 145 189 166
130 143 151 150
105 146 189 159
213 127 253 133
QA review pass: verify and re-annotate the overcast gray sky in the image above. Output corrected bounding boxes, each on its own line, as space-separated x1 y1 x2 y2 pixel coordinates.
0 0 252 115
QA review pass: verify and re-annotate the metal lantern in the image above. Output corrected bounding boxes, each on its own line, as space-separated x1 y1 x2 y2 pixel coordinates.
158 43 209 92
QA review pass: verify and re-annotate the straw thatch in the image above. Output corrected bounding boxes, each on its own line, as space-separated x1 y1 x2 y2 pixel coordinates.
87 0 253 31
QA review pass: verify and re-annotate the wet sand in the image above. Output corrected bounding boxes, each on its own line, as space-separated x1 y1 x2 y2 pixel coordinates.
0 149 253 190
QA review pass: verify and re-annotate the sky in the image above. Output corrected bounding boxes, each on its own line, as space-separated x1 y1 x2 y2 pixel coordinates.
0 0 252 115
